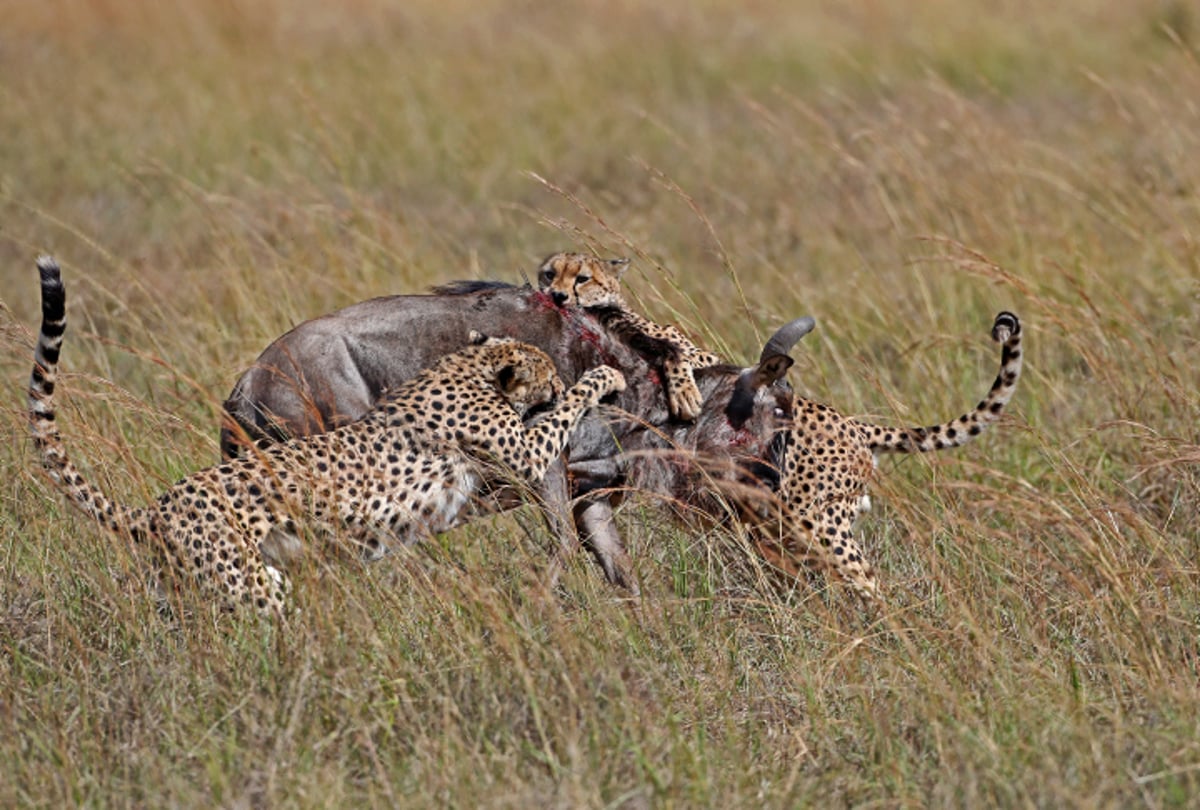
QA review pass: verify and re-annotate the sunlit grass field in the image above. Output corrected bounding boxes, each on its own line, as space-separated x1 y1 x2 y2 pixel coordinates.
2 0 1198 805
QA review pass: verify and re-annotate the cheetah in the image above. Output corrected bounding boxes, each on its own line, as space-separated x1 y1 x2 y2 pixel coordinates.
27 257 625 615
757 312 1024 601
536 251 722 421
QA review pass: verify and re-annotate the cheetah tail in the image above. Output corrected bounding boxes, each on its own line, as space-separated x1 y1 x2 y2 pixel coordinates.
28 256 153 540
864 312 1023 455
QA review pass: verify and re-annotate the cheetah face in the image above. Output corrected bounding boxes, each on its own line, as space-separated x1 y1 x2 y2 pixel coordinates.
467 333 565 417
494 347 564 417
537 252 629 308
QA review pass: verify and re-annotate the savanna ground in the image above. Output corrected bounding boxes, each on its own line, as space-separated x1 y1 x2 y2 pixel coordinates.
1 0 1198 806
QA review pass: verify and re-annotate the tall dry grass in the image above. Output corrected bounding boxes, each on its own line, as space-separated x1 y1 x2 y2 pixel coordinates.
1 0 1198 806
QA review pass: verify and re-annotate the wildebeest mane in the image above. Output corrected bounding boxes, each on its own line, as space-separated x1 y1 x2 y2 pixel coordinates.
430 280 527 296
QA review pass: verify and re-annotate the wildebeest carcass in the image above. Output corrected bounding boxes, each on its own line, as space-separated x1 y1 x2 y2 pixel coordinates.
221 281 814 592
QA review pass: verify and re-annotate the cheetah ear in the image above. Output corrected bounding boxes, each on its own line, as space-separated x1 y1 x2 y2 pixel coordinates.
469 330 489 346
609 258 631 279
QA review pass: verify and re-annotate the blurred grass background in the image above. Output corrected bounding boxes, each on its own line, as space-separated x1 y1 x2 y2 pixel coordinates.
1 0 1198 806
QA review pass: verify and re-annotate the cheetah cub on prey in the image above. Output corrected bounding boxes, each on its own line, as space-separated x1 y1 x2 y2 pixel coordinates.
28 257 625 615
537 251 722 421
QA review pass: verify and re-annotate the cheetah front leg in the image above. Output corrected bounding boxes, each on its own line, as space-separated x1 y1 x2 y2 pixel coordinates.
662 331 720 422
663 357 705 421
506 365 627 483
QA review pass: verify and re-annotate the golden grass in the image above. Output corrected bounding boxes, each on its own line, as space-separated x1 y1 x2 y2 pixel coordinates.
1 0 1198 805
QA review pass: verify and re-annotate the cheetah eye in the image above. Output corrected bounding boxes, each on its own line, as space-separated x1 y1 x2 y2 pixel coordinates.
576 273 591 284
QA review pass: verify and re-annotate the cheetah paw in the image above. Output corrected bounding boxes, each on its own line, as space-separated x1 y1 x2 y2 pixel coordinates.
667 378 703 421
582 365 626 397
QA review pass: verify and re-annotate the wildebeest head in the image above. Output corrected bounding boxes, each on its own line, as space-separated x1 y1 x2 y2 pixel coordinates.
722 316 813 431
604 317 815 531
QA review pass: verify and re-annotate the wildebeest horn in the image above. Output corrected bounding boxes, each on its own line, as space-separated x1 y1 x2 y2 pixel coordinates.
759 316 815 365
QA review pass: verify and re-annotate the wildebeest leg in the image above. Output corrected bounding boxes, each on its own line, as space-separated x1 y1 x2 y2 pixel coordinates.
572 498 639 596
565 457 638 593
537 457 581 590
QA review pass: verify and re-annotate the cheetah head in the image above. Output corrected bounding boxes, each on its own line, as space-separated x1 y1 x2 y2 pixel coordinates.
537 252 629 308
470 331 565 416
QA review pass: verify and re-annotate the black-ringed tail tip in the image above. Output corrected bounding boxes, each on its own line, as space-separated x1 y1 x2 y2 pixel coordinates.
37 255 63 288
36 256 66 323
30 255 67 420
991 311 1020 344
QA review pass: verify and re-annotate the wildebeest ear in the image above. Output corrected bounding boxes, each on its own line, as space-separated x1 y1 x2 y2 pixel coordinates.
725 355 794 427
469 330 489 345
751 354 794 388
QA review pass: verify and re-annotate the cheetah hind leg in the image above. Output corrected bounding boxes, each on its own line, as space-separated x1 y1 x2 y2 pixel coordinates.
340 523 395 562
761 496 880 602
815 496 879 602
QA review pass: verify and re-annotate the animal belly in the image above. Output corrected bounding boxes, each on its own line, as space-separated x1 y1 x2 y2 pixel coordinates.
412 466 482 537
